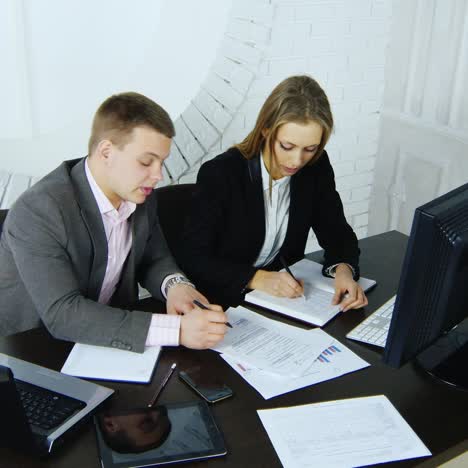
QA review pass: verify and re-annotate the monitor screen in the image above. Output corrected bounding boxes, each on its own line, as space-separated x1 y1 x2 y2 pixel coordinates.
383 183 468 389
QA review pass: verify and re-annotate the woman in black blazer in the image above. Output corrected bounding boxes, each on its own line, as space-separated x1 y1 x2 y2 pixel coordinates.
180 75 368 311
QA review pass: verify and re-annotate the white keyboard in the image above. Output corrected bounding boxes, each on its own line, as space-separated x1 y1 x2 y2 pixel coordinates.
346 295 396 347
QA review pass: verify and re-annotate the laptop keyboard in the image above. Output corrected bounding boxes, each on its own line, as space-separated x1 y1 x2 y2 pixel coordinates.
15 379 86 431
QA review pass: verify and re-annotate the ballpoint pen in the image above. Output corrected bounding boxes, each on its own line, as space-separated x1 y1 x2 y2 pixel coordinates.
279 256 305 300
147 363 177 407
193 300 233 328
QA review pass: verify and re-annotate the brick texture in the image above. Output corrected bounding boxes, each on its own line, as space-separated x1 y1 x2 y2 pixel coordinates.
1 1 393 255
170 0 393 253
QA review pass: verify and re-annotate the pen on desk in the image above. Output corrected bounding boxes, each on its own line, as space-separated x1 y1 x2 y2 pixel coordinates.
147 363 176 408
279 256 305 299
193 299 233 328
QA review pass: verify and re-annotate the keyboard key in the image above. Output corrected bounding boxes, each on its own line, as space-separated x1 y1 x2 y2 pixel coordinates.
346 295 396 348
15 379 86 431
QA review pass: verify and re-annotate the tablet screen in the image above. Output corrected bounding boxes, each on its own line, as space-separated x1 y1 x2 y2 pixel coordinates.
95 400 226 467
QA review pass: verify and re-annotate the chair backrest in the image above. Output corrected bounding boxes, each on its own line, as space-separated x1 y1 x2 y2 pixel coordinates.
0 209 8 237
154 184 196 259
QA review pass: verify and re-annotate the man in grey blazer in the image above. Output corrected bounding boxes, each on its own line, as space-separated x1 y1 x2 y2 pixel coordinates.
0 92 228 353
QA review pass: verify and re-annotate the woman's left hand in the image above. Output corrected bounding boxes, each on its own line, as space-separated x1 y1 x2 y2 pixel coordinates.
331 264 368 312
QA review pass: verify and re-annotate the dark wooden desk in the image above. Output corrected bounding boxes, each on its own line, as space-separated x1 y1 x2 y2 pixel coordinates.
1 231 467 467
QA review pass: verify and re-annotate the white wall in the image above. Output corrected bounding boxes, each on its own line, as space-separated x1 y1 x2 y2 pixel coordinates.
173 0 394 252
1 0 394 252
368 0 468 236
0 0 231 176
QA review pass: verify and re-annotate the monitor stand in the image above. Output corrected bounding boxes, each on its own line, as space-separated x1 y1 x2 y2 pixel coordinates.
416 322 468 391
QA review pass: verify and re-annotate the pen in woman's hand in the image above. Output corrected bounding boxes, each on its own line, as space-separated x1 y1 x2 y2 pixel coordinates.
279 256 305 299
193 300 233 328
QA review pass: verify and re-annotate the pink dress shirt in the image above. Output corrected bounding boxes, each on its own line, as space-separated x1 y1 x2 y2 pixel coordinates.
85 159 180 346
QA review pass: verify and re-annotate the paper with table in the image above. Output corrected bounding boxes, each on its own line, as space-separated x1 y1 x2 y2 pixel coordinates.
221 329 369 399
245 258 377 326
212 306 333 377
61 343 161 383
257 395 431 468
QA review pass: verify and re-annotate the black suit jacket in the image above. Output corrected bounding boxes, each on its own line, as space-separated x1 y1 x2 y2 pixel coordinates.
180 147 360 306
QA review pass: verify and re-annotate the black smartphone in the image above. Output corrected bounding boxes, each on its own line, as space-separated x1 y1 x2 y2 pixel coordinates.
179 367 233 403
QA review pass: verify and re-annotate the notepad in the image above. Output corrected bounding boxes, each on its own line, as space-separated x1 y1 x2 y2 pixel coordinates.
61 343 161 383
245 258 377 327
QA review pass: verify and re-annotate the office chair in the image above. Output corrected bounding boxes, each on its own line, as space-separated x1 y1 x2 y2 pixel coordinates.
0 209 7 237
154 184 196 259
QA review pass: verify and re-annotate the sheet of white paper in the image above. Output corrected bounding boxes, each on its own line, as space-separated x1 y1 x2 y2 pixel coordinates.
245 258 377 327
257 395 431 468
221 330 369 399
61 343 161 383
212 306 333 377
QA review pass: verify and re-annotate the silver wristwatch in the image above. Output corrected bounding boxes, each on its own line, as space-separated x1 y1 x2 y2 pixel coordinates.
164 275 195 297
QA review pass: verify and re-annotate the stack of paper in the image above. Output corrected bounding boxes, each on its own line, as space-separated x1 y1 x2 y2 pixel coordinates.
257 395 431 467
245 258 377 326
213 306 369 399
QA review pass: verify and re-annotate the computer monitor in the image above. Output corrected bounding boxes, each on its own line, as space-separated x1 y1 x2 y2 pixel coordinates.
383 182 468 390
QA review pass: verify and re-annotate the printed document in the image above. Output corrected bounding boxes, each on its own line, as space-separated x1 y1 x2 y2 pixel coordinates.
222 329 369 399
212 306 332 377
257 395 431 468
61 343 161 383
245 258 377 326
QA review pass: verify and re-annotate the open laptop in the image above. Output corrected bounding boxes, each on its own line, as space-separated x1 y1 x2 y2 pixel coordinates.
0 352 114 456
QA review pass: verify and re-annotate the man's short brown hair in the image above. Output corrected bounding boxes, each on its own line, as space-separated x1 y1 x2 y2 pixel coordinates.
88 92 175 155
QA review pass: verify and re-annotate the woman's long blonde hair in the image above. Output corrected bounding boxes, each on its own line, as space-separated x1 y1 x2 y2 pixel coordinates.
235 75 333 165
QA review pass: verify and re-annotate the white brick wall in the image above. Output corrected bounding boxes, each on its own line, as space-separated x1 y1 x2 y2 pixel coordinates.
192 0 393 253
0 0 394 254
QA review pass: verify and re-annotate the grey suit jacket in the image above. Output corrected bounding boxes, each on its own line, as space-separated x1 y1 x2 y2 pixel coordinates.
0 158 180 353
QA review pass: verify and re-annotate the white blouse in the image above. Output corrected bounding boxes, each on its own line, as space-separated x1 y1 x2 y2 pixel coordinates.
253 155 291 268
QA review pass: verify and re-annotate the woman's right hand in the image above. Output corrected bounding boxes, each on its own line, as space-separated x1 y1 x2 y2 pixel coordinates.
248 270 304 298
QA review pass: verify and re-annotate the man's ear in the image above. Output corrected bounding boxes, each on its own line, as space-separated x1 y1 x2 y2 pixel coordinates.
95 139 112 162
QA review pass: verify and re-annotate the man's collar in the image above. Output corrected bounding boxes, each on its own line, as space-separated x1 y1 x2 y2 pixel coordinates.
84 158 136 219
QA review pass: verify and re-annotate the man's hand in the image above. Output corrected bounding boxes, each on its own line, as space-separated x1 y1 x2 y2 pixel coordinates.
248 270 304 298
179 305 228 349
331 264 368 312
166 284 209 315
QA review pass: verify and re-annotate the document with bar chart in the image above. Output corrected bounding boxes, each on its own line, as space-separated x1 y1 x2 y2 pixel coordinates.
221 328 369 399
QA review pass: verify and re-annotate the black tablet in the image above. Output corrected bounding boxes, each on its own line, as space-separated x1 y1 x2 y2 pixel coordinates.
94 400 227 467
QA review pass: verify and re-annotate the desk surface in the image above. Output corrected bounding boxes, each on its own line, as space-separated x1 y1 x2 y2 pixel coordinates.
1 231 467 468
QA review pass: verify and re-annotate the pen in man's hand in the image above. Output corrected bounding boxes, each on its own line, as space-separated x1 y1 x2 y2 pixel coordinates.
279 256 305 299
148 363 176 407
193 299 233 328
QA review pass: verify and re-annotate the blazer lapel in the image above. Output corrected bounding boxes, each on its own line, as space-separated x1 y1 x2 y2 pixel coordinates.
246 155 266 255
281 169 309 260
110 208 146 306
130 204 148 268
70 159 108 301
